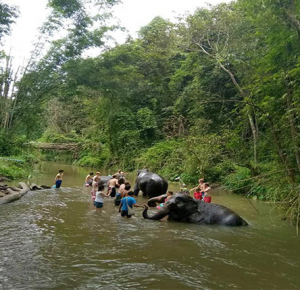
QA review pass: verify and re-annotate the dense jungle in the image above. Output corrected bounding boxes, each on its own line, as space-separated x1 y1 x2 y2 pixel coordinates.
1 0 300 228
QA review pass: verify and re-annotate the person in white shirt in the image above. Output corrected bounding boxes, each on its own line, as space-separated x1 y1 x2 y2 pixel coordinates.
94 184 110 211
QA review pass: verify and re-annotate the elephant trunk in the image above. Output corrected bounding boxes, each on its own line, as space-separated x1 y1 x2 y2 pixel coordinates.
143 206 169 220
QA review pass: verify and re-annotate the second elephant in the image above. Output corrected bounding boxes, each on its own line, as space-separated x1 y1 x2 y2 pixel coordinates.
133 169 168 198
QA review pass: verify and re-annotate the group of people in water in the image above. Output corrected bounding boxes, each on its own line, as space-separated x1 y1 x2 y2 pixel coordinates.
53 169 212 218
84 170 145 218
190 179 212 203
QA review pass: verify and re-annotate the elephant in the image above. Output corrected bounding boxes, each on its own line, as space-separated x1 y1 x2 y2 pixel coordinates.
98 176 111 186
143 194 248 226
133 169 168 198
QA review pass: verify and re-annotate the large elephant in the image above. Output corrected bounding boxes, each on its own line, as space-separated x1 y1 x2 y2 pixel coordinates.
143 194 248 226
133 169 168 198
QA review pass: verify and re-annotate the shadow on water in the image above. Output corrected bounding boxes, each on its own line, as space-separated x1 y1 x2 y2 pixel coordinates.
0 162 300 290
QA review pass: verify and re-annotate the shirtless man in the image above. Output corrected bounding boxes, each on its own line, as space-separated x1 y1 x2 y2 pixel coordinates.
85 172 94 187
54 170 64 188
107 175 119 198
203 183 212 203
119 182 131 198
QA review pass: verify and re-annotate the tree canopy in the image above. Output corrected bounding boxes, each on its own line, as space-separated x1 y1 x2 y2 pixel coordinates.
1 0 300 225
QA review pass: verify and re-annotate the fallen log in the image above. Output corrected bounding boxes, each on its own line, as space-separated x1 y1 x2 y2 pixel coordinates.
0 182 30 205
28 142 79 151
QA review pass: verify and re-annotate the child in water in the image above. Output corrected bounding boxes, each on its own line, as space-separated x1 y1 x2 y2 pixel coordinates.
94 184 110 211
193 186 202 200
157 190 173 209
91 172 101 200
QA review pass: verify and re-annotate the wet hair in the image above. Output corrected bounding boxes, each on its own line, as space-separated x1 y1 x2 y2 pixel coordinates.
205 183 210 187
89 172 94 175
112 174 117 178
59 170 64 173
98 184 105 191
128 191 134 196
96 172 100 175
118 178 125 185
124 182 131 191
168 190 173 195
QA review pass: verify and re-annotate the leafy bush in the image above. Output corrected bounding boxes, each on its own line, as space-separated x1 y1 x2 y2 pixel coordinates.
0 160 31 180
138 139 183 178
222 166 253 194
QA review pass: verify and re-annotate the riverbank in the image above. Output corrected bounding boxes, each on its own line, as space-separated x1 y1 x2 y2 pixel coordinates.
0 157 36 180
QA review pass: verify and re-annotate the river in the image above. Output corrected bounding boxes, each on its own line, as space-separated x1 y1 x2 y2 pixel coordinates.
0 162 299 290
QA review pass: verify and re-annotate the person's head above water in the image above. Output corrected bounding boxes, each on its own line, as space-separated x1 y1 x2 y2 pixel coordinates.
124 182 131 190
89 172 94 176
59 170 64 173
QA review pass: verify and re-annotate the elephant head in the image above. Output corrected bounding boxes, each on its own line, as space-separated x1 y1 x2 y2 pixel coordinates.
137 169 149 176
143 194 198 221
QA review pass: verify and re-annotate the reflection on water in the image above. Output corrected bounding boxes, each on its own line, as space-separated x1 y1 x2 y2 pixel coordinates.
0 162 300 290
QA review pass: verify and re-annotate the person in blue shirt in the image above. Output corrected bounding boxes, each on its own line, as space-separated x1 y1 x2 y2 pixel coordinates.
119 191 144 218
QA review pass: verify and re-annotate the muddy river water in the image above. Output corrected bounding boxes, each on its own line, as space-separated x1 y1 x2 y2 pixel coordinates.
0 162 300 290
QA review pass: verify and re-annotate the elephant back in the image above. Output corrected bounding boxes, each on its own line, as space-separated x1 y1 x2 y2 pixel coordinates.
198 202 248 226
136 171 168 198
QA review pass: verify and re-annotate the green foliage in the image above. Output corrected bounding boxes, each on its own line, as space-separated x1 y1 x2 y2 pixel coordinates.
0 2 18 43
4 0 300 225
222 166 253 194
0 156 36 180
40 129 80 143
